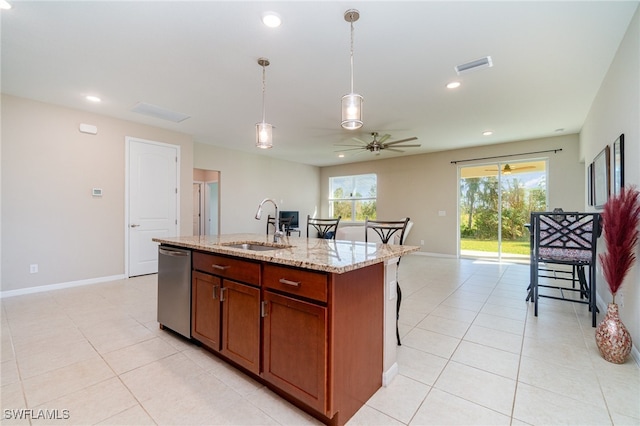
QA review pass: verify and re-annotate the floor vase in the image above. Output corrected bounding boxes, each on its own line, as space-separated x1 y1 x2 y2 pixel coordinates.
595 303 632 364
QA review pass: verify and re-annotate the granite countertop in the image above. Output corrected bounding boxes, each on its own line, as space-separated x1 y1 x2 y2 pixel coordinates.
153 234 419 274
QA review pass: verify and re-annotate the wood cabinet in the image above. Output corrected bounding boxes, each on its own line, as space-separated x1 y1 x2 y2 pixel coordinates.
191 270 221 350
261 263 384 424
220 279 261 374
262 290 327 413
192 252 261 374
190 250 384 426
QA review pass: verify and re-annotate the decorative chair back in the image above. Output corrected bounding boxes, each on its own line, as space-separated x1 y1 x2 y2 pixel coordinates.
307 216 341 239
532 212 600 264
267 215 293 235
365 217 410 245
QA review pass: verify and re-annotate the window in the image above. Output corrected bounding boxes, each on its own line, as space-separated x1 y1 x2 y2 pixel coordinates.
329 173 377 221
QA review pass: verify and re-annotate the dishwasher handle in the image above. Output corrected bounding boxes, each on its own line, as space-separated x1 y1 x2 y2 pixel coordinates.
159 247 190 257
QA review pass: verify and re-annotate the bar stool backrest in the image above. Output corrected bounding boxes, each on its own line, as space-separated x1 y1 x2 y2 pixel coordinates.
365 217 410 245
267 215 293 235
307 216 341 239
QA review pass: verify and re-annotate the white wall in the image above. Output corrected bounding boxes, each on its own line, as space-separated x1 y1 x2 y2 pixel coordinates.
581 8 639 352
321 134 584 255
1 95 194 292
194 143 320 235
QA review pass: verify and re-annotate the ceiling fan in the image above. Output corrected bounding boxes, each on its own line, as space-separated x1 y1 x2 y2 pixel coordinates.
485 164 537 174
335 132 421 155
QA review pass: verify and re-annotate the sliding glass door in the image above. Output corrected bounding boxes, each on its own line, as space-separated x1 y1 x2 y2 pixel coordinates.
459 160 548 262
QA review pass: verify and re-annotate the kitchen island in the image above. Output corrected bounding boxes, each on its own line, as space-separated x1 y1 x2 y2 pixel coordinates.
153 234 418 426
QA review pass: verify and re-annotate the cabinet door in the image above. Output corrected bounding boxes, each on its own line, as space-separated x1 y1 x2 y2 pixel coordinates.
262 291 327 414
191 271 221 351
220 280 261 375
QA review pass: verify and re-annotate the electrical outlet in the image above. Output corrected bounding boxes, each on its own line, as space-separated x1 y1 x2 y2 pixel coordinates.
30 264 38 274
420 240 425 245
619 291 624 307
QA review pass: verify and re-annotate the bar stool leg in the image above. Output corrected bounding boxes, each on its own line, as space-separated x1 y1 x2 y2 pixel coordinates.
396 283 402 346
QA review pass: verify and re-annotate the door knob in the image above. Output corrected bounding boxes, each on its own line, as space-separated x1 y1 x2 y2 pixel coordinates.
130 224 141 228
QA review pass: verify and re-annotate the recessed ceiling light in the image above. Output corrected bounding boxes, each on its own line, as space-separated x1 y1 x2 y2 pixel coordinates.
446 81 461 89
262 12 282 28
482 130 493 136
85 95 101 103
338 154 345 158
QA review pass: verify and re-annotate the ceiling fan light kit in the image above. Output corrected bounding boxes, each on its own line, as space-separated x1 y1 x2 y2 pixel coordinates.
256 57 273 149
341 9 363 130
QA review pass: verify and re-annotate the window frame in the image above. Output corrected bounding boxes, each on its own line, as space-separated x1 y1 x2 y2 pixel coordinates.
328 173 377 222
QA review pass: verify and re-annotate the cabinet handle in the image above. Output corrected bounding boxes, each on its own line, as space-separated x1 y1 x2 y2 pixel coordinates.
212 285 219 300
220 287 227 302
261 301 268 318
212 264 230 270
279 278 300 287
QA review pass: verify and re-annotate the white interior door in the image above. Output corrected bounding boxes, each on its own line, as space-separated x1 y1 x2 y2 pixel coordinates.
128 138 179 277
206 181 219 235
193 182 203 235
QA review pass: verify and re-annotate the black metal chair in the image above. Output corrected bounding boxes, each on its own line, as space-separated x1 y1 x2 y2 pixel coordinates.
529 212 601 327
267 215 293 236
365 217 410 345
307 215 341 239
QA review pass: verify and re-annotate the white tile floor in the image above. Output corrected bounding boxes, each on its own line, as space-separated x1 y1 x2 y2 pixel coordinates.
1 255 639 425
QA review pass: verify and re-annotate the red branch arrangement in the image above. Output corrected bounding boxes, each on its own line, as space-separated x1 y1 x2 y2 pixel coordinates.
598 185 640 302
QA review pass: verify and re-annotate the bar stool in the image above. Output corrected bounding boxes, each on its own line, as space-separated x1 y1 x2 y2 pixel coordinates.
365 217 410 345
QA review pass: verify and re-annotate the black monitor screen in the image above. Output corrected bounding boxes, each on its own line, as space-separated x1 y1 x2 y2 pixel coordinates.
279 211 299 228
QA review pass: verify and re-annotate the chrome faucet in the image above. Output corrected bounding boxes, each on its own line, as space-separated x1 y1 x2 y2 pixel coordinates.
255 198 285 242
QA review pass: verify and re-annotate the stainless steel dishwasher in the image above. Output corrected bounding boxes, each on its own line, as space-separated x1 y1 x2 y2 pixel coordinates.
157 245 192 339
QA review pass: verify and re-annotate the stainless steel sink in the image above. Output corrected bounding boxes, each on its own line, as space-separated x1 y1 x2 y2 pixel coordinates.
221 242 291 251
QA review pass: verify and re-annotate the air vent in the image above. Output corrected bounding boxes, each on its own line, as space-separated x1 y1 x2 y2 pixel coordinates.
455 56 493 75
131 102 190 123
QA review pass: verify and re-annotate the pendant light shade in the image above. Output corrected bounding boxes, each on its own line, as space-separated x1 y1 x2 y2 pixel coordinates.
256 58 273 149
341 9 363 130
256 122 273 148
341 93 363 130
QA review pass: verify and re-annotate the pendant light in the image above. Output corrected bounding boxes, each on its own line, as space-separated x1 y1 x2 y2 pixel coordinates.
341 9 363 130
256 57 273 149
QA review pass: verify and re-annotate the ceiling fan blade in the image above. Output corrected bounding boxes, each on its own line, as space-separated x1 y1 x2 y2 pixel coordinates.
377 134 392 144
387 144 421 148
352 137 368 145
513 166 536 170
334 143 366 147
384 137 418 146
385 148 405 153
335 147 367 152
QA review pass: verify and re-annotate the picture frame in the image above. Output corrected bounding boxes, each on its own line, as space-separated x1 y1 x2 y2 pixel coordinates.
593 145 610 209
612 134 624 196
587 163 593 206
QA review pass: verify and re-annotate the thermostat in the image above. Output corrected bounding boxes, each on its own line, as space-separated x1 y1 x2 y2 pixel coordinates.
92 188 103 197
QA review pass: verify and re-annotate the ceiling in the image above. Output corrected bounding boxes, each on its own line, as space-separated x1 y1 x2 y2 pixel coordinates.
2 1 637 167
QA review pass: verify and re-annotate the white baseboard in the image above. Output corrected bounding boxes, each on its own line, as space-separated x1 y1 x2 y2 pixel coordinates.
411 251 457 258
0 274 127 298
382 361 399 386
